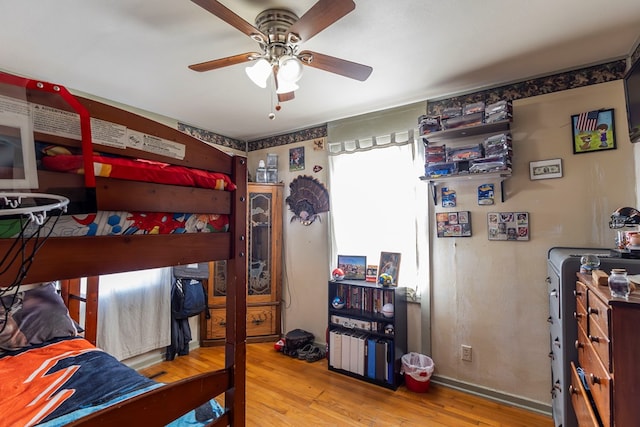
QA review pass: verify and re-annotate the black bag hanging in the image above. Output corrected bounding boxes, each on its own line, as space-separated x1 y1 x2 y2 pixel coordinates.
170 277 210 319
171 264 210 319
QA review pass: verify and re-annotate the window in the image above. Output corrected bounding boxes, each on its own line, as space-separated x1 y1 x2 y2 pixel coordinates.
327 132 428 296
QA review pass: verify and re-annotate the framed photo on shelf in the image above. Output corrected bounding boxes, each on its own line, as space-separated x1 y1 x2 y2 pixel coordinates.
436 211 472 237
365 265 378 282
378 252 401 286
529 158 563 180
571 109 616 154
337 255 367 280
488 212 529 241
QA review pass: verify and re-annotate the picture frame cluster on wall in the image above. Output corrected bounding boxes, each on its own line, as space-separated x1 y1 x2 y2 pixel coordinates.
487 212 530 241
436 211 472 237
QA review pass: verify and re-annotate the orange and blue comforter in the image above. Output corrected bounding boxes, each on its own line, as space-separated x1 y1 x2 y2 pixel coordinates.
0 337 222 426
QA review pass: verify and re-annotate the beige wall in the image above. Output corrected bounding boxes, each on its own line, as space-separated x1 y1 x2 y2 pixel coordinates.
250 79 638 408
248 140 330 342
431 80 635 405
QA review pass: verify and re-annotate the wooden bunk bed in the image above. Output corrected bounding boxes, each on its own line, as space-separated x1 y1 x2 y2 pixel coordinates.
0 72 247 426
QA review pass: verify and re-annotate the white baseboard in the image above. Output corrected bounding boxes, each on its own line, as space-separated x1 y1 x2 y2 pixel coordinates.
431 375 552 417
123 341 201 371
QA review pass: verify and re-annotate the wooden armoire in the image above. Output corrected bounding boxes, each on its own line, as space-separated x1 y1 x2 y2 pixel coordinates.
201 183 283 345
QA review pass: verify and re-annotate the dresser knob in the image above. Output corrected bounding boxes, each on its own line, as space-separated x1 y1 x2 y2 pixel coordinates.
589 335 600 343
569 385 577 395
574 312 583 320
547 316 553 323
548 351 554 359
588 307 599 315
574 290 583 297
590 373 601 385
550 290 558 297
575 340 584 350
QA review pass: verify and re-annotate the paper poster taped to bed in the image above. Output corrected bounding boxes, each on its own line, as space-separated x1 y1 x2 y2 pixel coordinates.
127 129 185 160
30 101 128 149
17 100 186 159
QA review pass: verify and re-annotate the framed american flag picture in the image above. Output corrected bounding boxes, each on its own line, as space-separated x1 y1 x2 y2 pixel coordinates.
571 108 616 154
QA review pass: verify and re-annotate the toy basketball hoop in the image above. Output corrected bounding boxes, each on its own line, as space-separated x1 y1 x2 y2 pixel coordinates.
0 192 68 292
0 192 69 333
0 192 68 223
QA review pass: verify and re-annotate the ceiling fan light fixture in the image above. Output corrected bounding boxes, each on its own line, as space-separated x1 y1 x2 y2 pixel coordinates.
275 79 299 94
245 58 272 88
278 55 303 83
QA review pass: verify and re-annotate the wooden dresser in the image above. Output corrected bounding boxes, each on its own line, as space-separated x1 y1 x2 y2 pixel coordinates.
570 273 640 426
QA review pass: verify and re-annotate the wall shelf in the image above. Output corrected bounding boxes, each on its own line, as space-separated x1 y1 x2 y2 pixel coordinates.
420 120 511 143
420 116 512 205
420 171 511 204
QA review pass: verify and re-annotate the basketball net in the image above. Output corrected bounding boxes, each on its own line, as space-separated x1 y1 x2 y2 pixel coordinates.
0 193 69 334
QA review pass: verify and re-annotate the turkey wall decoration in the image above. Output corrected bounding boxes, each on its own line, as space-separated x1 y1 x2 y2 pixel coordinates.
285 175 330 225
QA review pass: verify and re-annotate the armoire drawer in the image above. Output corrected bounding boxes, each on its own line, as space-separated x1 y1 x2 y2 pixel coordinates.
205 305 277 339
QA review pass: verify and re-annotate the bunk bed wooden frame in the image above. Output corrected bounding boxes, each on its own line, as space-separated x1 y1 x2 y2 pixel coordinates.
0 72 247 426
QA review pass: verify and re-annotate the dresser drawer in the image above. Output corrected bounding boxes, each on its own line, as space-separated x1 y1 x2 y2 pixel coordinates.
587 320 611 372
576 323 589 360
587 289 610 339
205 305 278 339
575 280 588 313
575 297 588 334
580 340 612 427
569 362 600 427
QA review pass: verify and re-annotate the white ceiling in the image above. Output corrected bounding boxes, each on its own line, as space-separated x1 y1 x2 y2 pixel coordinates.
1 1 639 142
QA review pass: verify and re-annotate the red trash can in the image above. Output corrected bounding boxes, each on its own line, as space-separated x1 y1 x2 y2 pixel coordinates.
401 352 434 393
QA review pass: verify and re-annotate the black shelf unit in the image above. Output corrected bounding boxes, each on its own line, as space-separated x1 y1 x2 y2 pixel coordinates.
327 280 407 390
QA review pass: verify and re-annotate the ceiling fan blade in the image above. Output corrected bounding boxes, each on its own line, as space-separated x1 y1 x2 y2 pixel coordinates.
189 52 259 72
299 50 372 81
287 0 355 42
191 0 266 42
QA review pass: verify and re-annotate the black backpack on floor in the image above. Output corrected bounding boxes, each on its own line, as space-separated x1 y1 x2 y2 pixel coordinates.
283 329 314 357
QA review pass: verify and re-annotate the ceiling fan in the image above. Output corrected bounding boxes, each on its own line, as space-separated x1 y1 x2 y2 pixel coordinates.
188 0 373 104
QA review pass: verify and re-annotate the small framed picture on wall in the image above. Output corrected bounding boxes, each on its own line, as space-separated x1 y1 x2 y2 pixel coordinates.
289 146 305 171
488 212 529 241
436 211 472 237
571 109 616 154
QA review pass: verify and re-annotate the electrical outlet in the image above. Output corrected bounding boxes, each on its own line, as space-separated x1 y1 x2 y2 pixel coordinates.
461 345 472 362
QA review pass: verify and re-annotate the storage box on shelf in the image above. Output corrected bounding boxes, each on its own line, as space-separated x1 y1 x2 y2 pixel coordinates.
327 280 407 390
419 100 513 204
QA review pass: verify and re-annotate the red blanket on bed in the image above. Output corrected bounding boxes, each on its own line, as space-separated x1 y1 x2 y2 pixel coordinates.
42 155 236 191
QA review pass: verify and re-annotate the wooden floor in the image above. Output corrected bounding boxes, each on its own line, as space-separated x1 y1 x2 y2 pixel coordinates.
140 342 553 427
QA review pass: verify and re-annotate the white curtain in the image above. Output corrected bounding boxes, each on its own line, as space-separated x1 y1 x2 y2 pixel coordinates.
96 267 172 361
327 131 429 296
